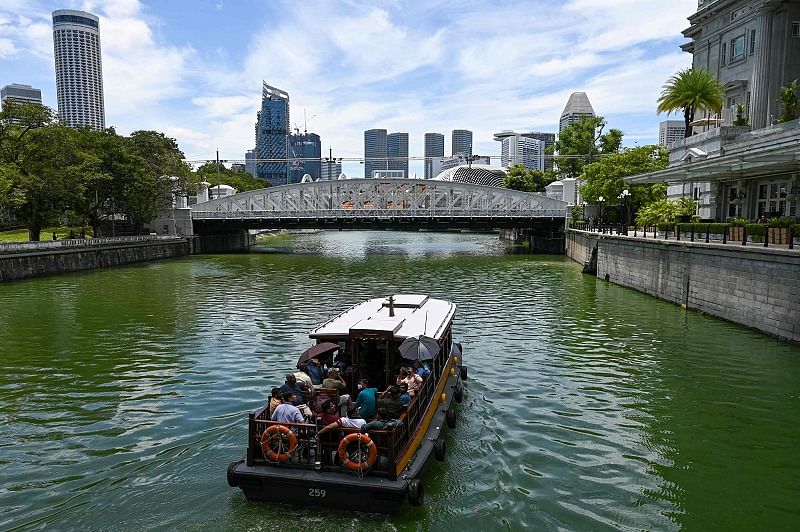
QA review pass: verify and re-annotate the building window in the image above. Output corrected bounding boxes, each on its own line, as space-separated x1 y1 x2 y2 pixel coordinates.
750 29 756 54
730 35 746 61
721 42 727 65
792 22 800 37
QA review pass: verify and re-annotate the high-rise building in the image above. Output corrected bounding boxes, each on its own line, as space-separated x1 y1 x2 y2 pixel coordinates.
52 10 105 129
452 129 473 157
424 133 444 179
559 92 595 133
244 149 257 176
1 83 43 109
493 131 545 171
321 159 342 181
255 82 290 185
289 132 321 183
364 128 388 178
526 131 556 168
387 132 409 177
659 120 686 148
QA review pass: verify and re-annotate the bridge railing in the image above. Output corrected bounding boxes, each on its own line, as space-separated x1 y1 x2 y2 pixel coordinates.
191 208 568 219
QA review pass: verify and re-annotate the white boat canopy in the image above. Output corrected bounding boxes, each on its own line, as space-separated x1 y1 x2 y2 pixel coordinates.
309 294 456 341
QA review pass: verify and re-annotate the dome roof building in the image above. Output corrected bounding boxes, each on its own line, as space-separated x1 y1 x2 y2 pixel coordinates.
432 164 506 188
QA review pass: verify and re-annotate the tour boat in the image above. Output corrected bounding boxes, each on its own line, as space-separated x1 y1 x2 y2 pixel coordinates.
226 294 467 512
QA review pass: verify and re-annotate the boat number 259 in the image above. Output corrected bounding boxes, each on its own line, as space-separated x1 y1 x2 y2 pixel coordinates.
308 488 327 498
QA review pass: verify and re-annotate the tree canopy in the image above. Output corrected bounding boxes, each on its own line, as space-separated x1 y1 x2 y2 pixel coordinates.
195 162 267 193
502 164 555 193
550 116 622 179
579 145 669 213
657 67 724 137
0 102 192 240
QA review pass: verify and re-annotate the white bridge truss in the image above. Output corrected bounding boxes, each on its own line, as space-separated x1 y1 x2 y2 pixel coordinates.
191 179 567 224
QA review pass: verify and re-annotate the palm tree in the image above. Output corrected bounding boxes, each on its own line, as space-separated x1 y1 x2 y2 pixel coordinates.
657 68 725 137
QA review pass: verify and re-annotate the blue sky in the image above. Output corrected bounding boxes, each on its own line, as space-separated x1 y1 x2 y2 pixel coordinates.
0 0 697 177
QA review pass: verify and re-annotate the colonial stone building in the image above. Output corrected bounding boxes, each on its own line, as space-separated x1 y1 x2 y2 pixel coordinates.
627 0 800 222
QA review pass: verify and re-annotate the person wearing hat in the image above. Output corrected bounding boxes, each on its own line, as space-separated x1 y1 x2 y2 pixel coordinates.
322 368 350 416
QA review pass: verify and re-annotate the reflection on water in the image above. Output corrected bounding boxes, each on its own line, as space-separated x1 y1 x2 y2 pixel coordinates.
1 230 799 531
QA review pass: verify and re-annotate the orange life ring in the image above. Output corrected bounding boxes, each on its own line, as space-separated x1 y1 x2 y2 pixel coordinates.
338 432 377 473
260 424 298 462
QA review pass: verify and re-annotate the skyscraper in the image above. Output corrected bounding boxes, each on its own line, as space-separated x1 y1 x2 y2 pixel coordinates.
364 128 387 178
493 131 545 171
288 132 321 183
658 120 686 148
320 159 342 181
1 84 43 109
424 133 444 179
387 132 409 177
244 149 256 176
52 10 105 129
559 92 595 133
452 129 473 157
255 82 290 185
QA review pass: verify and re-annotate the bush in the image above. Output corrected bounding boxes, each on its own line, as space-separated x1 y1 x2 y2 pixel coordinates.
767 216 794 228
728 217 749 226
676 222 728 234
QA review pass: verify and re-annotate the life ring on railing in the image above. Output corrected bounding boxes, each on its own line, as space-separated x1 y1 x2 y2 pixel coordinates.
338 433 377 473
260 425 298 462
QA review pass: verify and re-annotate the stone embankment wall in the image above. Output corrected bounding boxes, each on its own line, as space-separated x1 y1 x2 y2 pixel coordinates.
565 230 800 344
0 232 251 283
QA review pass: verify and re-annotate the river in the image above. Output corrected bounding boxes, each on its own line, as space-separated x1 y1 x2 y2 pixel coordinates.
1 230 798 531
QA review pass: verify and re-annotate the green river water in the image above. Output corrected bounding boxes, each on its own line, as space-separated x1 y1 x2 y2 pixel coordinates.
1 231 799 531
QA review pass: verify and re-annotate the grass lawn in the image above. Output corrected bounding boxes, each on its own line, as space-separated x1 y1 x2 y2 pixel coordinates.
0 226 93 243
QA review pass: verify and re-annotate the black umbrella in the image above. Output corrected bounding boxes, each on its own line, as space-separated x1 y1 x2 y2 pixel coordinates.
296 342 339 367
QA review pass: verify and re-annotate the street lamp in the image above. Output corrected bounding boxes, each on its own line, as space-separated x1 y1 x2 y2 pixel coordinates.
618 189 630 234
598 196 605 230
582 201 588 223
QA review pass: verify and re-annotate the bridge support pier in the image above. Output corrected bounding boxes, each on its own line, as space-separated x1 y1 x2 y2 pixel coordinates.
500 221 565 254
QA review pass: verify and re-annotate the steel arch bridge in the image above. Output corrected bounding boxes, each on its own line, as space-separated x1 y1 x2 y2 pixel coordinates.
190 179 568 232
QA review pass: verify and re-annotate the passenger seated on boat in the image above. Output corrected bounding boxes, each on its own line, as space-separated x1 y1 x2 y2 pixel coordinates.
413 360 431 379
322 368 351 416
361 407 403 432
304 357 326 386
314 413 367 440
293 371 312 388
377 386 405 419
354 378 378 419
331 351 352 375
317 399 340 425
398 383 411 406
397 367 423 397
268 387 282 417
280 374 313 418
271 392 305 424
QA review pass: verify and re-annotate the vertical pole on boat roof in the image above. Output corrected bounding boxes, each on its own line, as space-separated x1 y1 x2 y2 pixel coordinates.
388 295 395 317
424 310 428 335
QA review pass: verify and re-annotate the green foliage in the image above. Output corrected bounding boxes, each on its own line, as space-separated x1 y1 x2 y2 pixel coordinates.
657 68 724 137
579 145 669 213
745 224 765 236
728 217 749 226
767 216 794 228
0 103 193 239
778 80 799 123
676 222 729 234
571 204 585 221
502 164 555 193
550 116 623 179
635 197 695 227
733 104 750 127
196 162 268 193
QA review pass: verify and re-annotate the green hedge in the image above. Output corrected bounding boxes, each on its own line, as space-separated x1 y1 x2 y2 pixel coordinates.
670 222 799 235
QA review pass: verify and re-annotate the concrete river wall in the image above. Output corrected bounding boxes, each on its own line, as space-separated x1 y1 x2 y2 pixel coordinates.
566 229 800 345
0 232 251 283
